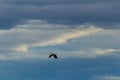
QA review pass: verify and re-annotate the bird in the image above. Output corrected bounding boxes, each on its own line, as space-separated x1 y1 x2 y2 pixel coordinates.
49 54 58 59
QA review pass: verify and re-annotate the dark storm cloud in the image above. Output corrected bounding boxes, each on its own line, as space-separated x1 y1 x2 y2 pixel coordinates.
0 0 120 29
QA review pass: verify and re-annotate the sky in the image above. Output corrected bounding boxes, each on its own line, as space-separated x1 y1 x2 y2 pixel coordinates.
0 0 120 80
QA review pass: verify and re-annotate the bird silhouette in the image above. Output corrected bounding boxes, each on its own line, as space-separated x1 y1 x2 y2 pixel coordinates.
49 54 58 59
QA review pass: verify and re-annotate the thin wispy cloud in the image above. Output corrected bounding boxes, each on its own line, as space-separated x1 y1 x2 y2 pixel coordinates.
94 76 120 80
91 48 120 55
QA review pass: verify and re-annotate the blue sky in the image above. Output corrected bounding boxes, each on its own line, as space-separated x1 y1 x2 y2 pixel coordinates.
0 0 120 80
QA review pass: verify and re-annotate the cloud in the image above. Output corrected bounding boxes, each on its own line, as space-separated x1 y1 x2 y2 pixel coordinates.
0 20 103 52
57 48 120 59
91 48 120 55
11 44 28 52
0 19 104 60
94 76 120 80
0 19 120 60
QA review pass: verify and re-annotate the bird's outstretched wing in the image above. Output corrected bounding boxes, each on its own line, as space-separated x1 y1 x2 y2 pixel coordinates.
54 54 57 59
49 54 53 58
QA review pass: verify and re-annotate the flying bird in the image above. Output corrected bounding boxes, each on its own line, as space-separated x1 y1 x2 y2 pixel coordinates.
49 54 58 59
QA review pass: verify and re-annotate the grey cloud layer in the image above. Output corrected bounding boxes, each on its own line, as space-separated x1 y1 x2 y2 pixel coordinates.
0 1 120 29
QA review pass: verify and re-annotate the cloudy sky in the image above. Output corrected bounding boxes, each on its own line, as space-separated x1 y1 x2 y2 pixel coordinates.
0 0 120 80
